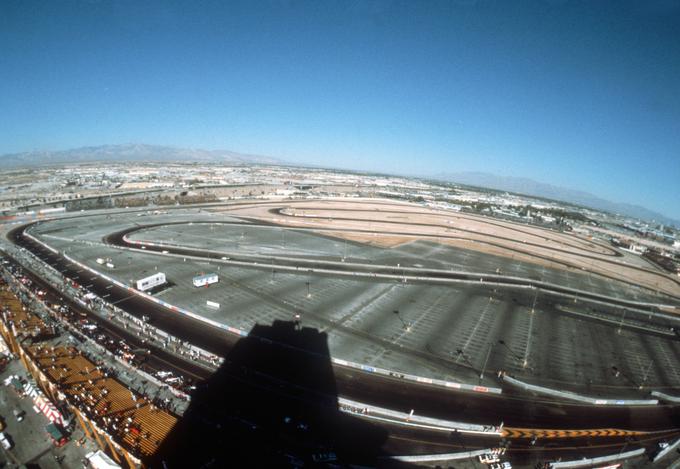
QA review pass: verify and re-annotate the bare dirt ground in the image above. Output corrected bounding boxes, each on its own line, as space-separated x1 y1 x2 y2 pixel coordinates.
213 198 680 298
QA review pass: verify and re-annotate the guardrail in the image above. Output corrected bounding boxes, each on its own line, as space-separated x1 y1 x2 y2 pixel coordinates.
549 448 645 468
24 230 502 395
333 357 501 394
651 390 680 404
338 397 502 435
502 374 658 406
653 437 680 463
383 448 494 463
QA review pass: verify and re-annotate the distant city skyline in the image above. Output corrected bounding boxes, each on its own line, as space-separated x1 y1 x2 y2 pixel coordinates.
1 1 679 218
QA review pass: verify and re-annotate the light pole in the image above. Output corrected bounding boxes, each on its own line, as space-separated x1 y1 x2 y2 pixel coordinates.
480 342 494 382
294 313 301 330
498 339 524 366
617 436 633 457
639 360 654 389
393 309 410 331
456 348 475 371
393 309 404 328
617 309 626 334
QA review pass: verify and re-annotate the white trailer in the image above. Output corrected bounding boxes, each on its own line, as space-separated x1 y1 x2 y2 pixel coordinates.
38 207 66 215
193 273 219 287
136 273 166 291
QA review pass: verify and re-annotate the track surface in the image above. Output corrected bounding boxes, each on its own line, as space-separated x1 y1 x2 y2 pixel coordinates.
224 199 680 298
7 224 680 434
5 205 680 465
111 220 678 311
264 202 680 298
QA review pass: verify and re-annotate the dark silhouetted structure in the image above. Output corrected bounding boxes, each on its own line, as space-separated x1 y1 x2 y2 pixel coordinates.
151 320 398 467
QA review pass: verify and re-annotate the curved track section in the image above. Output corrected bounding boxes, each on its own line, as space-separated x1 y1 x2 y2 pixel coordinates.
111 220 680 310
204 199 680 297
7 208 680 425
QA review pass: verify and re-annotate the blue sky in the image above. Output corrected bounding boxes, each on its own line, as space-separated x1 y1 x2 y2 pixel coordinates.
1 1 679 218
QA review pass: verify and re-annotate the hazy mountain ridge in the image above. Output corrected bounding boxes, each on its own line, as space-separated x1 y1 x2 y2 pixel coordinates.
438 171 678 226
1 145 674 225
0 144 282 167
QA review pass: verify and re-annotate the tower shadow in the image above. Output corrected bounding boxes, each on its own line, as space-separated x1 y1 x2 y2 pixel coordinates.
151 320 407 467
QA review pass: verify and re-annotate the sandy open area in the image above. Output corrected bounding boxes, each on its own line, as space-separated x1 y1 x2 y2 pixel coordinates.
213 198 680 298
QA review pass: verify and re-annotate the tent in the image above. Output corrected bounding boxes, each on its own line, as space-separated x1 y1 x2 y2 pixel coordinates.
45 422 68 447
9 377 23 394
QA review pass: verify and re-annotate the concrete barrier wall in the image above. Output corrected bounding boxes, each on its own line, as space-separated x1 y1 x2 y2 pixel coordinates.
651 390 680 403
502 374 658 406
385 448 493 463
549 448 645 468
653 437 680 463
338 397 501 435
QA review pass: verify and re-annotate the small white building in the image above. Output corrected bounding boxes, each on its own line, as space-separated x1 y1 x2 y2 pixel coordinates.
622 244 647 255
193 273 219 287
136 273 166 291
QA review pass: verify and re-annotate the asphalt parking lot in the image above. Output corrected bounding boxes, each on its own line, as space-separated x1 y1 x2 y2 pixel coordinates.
26 211 680 395
0 358 96 469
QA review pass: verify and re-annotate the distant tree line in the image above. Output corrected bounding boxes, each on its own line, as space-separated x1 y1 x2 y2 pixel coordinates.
66 191 220 211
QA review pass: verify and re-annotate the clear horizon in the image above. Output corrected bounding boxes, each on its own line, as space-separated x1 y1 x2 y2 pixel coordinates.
1 1 679 218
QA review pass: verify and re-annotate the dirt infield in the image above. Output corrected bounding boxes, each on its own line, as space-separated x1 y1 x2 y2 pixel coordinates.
214 198 680 298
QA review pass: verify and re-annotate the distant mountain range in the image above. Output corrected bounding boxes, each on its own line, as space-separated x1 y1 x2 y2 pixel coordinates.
0 144 675 225
437 171 678 226
0 144 282 167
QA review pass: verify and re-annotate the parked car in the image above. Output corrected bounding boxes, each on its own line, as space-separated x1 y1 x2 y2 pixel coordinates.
13 409 25 422
0 432 13 450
